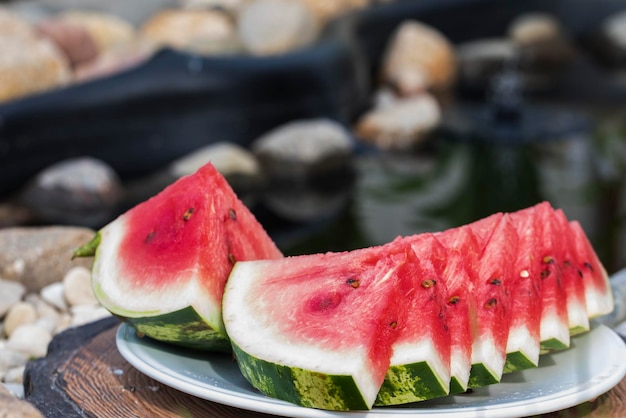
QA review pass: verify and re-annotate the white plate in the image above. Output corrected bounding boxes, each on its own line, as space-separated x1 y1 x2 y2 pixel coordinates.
116 323 626 418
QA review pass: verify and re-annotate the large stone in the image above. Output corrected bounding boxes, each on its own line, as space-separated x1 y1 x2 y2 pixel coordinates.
251 118 354 178
140 8 240 55
238 0 319 55
380 20 457 95
0 226 95 293
354 93 442 150
19 157 125 227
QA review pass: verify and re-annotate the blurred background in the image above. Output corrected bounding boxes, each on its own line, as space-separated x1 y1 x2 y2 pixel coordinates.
2 0 626 275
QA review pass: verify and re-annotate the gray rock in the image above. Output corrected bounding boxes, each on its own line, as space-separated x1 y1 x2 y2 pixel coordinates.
0 226 95 293
354 94 442 150
251 118 355 178
3 365 25 385
20 157 125 227
0 280 25 319
237 0 319 56
0 202 38 228
456 37 517 93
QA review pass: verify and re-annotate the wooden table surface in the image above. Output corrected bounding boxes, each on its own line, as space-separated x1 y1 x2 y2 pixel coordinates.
24 317 626 418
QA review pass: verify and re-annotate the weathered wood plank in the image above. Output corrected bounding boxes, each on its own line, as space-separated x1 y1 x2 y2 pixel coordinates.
24 317 626 417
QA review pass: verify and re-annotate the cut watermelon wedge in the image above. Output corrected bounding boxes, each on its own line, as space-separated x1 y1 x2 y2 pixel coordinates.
375 234 451 406
553 209 590 335
504 209 542 372
75 163 282 351
568 220 614 319
466 214 518 387
434 228 475 394
532 202 570 353
223 247 406 411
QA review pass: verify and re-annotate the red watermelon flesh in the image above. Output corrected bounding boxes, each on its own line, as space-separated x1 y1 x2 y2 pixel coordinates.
532 202 570 352
569 220 614 318
223 246 406 410
375 234 452 405
553 209 590 334
466 214 518 387
434 227 476 394
504 209 542 372
91 162 282 350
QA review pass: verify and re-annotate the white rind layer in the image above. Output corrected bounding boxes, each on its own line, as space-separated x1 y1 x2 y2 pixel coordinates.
506 325 539 366
450 348 470 390
586 266 614 319
391 339 450 391
93 217 222 328
540 308 570 347
223 260 381 407
471 335 504 381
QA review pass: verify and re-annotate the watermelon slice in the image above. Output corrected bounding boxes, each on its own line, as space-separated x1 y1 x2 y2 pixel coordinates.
532 202 570 352
466 214 518 387
220 201 613 411
568 220 614 318
74 163 282 351
223 247 406 410
434 228 475 394
553 209 590 335
375 234 451 405
504 209 542 372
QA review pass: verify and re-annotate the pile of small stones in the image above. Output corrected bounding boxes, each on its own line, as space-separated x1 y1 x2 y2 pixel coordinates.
0 226 109 416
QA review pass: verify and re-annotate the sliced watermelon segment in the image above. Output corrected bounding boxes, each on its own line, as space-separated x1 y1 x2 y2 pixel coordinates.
504 209 542 372
553 209 590 335
532 202 570 352
375 234 451 405
80 163 282 350
434 228 475 394
569 220 614 318
223 247 406 410
466 214 518 387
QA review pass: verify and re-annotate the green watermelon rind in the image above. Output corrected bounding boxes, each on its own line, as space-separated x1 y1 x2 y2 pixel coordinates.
468 363 500 388
374 361 448 405
89 223 231 352
503 351 538 374
231 342 370 411
123 307 231 352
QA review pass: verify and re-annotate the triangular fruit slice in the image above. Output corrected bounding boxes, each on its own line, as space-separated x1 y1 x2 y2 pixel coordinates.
532 202 570 352
466 214 518 387
375 234 451 406
553 208 589 335
504 209 542 373
568 220 614 318
74 163 283 351
433 228 474 394
223 247 406 411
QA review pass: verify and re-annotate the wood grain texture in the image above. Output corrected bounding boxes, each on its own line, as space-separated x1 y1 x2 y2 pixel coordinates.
24 317 626 418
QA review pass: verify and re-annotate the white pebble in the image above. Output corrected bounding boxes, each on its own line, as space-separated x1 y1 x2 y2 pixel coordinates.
40 282 67 311
6 324 52 358
4 365 25 384
35 315 60 335
0 348 28 371
0 279 26 318
70 305 112 327
3 302 37 338
63 266 98 307
2 382 24 399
